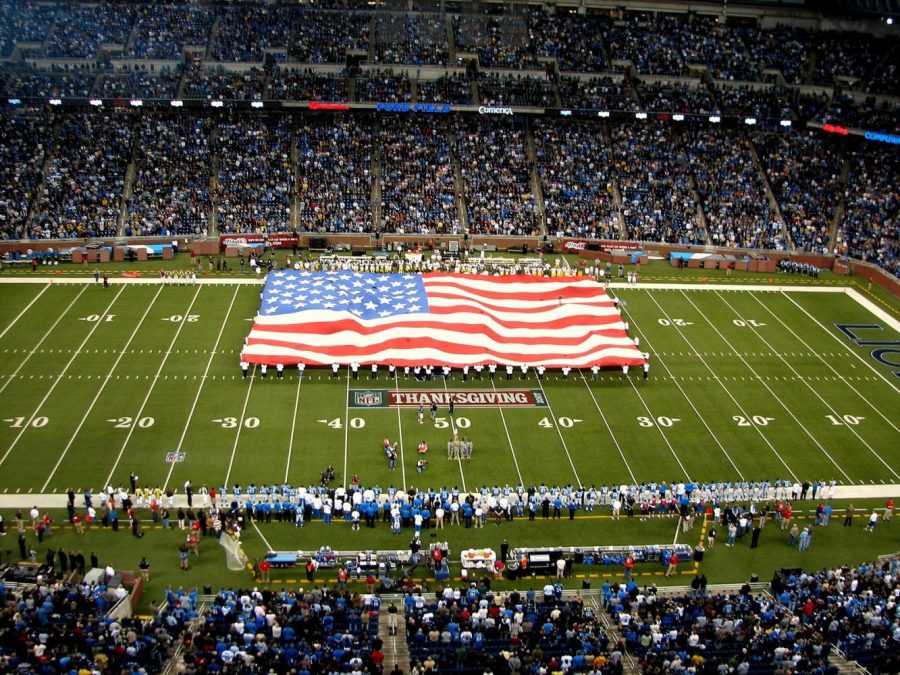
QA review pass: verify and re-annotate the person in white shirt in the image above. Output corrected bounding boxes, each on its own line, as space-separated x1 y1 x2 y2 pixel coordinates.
561 366 571 380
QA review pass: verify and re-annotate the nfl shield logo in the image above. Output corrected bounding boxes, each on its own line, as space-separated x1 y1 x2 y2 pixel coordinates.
354 391 384 407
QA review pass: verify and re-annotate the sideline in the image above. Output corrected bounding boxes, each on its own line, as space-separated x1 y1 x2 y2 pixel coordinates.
2 484 897 510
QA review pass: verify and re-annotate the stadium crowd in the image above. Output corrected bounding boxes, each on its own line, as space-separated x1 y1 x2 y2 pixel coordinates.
29 112 132 240
454 117 538 236
213 117 293 234
534 119 619 240
179 587 382 672
0 3 895 279
296 116 374 233
126 115 213 237
379 117 460 235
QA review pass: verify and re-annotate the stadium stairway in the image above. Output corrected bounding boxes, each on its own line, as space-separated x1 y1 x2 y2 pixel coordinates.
747 140 790 248
828 159 852 249
378 603 410 673
591 595 641 675
524 119 547 234
371 120 383 231
827 651 870 675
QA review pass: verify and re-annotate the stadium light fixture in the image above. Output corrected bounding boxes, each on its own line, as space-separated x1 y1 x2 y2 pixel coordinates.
48 98 62 106
635 112 648 120
130 99 143 107
597 111 610 118
780 119 792 128
89 99 102 106
210 100 224 108
888 17 893 25
251 101 264 109
744 117 757 125
170 100 183 107
709 115 721 123
672 114 685 121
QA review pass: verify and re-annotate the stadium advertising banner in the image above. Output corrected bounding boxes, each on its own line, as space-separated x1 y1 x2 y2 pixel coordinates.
219 233 297 249
560 239 643 252
348 389 548 408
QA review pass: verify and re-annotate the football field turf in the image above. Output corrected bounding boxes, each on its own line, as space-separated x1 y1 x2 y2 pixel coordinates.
0 278 897 497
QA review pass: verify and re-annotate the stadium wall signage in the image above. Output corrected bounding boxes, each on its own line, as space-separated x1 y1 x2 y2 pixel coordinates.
376 102 452 114
349 389 547 408
219 233 297 248
561 238 643 252
308 101 350 111
478 106 514 116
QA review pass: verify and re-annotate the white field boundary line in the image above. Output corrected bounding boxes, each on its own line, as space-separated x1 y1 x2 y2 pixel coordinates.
753 294 900 433
642 290 801 481
0 286 87 399
42 286 164 491
619 301 746 480
104 287 202 487
489 379 526 488
441 376 467 492
4 482 900 508
0 283 49 341
535 378 583 487
0 286 118 471
680 291 852 482
250 519 275 554
844 287 900 333
163 286 241 492
577 371 638 485
222 365 256 488
783 291 900 396
284 371 303 484
715 291 899 481
393 371 408 491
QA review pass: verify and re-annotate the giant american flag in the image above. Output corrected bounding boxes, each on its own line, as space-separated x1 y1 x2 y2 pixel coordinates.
240 270 645 368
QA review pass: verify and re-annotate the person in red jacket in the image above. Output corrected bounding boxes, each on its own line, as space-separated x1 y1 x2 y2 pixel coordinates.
885 498 895 521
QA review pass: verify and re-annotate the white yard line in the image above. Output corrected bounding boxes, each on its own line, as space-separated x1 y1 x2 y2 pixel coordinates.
393 371 408 491
342 369 350 489
0 286 119 471
441 377 467 492
163 286 240 491
680 291 852 482
0 283 49 341
0 286 87 398
625 377 692 480
489 380 525 487
535 379 583 486
782 291 900 396
642 290 801 481
752 293 900 435
284 374 303 484
104 287 202 487
715 291 898 481
251 519 274 553
223 366 256 488
577 372 637 485
620 303 746 480
42 286 164 492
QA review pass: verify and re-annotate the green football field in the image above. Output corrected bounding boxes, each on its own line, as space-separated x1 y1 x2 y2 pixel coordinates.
0 277 897 497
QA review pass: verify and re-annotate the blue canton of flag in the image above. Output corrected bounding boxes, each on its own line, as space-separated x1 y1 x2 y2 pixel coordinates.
261 271 429 320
